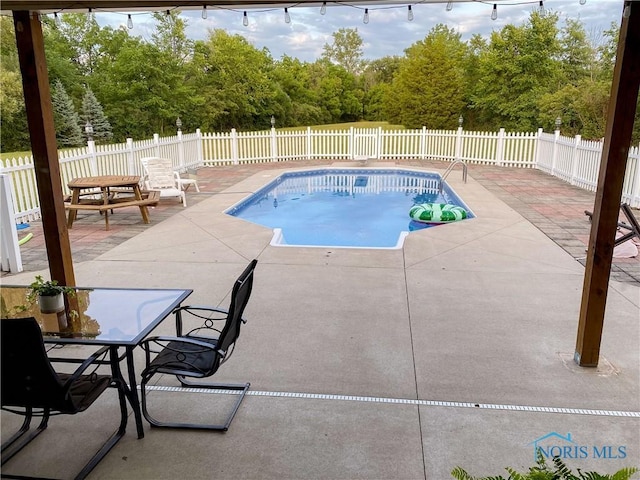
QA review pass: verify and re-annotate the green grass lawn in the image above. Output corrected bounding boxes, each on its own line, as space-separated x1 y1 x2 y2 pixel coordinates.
1 150 31 161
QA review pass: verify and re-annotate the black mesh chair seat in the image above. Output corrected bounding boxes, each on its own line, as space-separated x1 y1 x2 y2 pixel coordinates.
1 317 128 480
146 336 219 377
140 259 258 431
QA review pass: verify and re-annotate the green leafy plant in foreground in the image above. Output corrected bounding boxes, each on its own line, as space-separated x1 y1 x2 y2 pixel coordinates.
451 449 639 480
26 275 75 301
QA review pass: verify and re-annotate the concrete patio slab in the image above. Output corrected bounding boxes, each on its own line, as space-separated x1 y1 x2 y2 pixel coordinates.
2 162 638 479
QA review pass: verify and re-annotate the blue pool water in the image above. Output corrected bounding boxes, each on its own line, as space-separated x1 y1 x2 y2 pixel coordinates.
225 168 474 249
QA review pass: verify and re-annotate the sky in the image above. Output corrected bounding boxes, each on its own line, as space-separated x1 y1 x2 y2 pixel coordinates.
96 0 624 62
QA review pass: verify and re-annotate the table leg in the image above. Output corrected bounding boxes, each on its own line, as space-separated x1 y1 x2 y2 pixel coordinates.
67 189 80 228
125 347 145 439
133 185 150 224
102 187 110 231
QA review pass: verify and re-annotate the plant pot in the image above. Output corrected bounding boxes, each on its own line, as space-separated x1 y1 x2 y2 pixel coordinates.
38 293 64 314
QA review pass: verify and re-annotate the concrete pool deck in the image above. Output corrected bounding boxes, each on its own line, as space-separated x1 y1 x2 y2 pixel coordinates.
1 160 639 478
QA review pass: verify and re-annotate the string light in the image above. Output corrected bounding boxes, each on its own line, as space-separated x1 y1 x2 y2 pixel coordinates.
407 5 414 21
166 10 170 16
446 1 453 11
54 11 62 26
284 7 291 23
491 4 498 20
623 3 631 18
320 1 327 15
243 11 249 26
363 8 369 24
201 5 207 19
127 14 133 28
538 0 545 14
88 8 94 21
579 0 586 4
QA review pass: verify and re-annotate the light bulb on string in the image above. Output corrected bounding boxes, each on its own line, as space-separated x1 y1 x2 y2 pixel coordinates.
54 12 62 26
623 3 630 18
202 5 207 19
538 1 545 14
579 0 586 4
243 11 249 26
284 8 291 23
446 1 453 11
363 8 369 24
88 8 94 21
320 1 327 15
491 4 498 20
166 9 170 16
127 14 133 29
407 5 414 21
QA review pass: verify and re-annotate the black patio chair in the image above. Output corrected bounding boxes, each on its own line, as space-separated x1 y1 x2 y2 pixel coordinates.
140 259 258 431
584 203 640 247
1 317 128 480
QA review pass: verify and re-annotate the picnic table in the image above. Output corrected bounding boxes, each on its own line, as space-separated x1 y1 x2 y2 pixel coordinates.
66 175 159 230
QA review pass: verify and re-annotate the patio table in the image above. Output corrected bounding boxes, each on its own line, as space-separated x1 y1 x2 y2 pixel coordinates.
66 175 159 230
1 285 193 439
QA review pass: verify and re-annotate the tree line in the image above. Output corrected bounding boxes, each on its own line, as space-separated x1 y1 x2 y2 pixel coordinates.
1 10 636 153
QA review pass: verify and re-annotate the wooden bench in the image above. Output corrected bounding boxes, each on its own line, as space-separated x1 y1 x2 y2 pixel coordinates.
65 190 160 230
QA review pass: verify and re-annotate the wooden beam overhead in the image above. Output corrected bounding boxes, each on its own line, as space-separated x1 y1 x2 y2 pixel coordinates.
575 0 640 367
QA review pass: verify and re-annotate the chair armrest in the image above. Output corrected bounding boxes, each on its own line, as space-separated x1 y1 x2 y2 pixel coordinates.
58 346 111 390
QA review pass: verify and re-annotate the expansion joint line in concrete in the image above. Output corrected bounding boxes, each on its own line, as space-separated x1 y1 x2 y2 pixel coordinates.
142 386 640 418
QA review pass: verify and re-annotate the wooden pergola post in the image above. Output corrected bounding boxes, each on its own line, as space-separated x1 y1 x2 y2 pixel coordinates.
13 11 76 286
575 1 639 367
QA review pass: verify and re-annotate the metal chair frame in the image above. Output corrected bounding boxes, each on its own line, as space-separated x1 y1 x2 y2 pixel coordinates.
1 318 128 480
140 259 257 431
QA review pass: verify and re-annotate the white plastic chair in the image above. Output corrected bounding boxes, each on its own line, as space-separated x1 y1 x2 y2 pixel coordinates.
140 157 187 207
140 157 199 193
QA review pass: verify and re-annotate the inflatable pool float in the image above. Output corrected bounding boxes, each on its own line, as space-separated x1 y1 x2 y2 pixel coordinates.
409 203 467 224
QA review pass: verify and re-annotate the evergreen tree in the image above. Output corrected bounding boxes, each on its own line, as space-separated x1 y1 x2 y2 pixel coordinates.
51 79 83 146
81 87 112 143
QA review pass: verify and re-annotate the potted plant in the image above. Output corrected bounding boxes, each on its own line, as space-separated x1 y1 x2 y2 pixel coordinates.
27 275 75 314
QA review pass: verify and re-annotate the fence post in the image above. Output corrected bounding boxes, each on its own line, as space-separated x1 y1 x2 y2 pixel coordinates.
534 128 543 168
495 128 505 166
630 144 640 207
306 127 312 160
196 129 204 167
550 128 560 175
420 126 426 159
271 126 277 162
570 135 581 185
126 138 135 175
377 126 383 160
0 174 23 273
87 139 97 175
455 125 463 162
154 133 160 158
177 130 185 170
349 126 355 160
231 128 239 165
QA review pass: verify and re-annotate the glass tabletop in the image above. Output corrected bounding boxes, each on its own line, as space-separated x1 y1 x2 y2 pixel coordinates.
1 286 192 346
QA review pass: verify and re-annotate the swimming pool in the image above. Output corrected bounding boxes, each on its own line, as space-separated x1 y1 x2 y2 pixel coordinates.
225 168 474 249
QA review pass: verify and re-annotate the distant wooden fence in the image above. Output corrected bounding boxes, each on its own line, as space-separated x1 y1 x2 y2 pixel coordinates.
2 127 640 225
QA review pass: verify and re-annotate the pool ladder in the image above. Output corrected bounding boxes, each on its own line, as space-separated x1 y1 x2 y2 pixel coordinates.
439 160 467 193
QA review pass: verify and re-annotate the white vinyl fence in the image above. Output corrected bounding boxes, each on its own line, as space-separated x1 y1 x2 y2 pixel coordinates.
2 127 640 228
